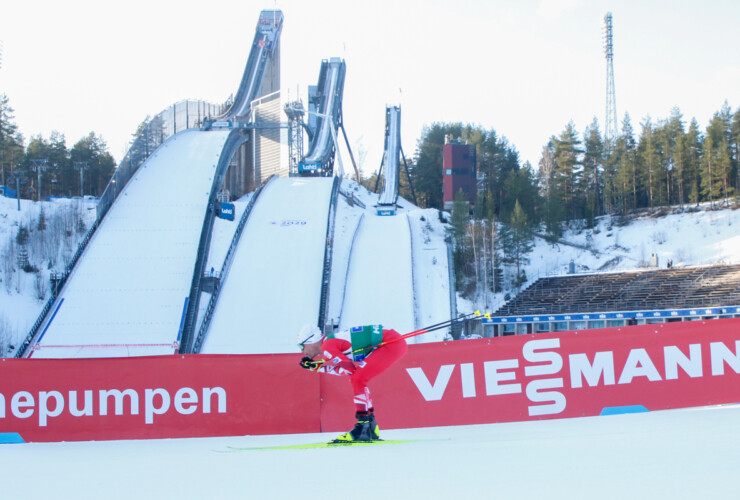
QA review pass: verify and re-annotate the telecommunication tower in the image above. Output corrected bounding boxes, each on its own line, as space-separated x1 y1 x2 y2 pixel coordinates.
603 12 618 148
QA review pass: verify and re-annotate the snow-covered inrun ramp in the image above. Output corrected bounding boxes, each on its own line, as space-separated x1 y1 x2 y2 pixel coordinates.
32 130 231 358
202 177 334 354
339 213 415 334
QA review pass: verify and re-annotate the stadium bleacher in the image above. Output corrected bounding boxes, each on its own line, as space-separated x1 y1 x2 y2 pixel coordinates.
483 264 740 336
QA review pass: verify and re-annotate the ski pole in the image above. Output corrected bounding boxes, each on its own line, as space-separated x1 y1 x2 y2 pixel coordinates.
391 310 490 345
350 310 490 355
396 310 483 341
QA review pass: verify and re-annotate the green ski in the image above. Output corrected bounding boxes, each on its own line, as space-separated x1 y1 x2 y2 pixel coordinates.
221 439 437 452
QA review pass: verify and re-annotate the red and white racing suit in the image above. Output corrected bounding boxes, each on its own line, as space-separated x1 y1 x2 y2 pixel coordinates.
316 328 408 412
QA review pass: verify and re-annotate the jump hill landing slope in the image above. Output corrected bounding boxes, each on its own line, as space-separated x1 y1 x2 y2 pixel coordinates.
32 130 231 358
201 177 334 354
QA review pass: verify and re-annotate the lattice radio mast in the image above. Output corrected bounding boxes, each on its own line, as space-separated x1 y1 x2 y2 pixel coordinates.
603 12 618 149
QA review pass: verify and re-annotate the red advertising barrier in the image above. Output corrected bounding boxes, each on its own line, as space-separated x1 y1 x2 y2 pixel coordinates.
0 354 320 442
2 318 740 442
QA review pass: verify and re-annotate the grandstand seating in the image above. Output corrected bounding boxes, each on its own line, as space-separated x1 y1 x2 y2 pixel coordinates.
494 264 740 317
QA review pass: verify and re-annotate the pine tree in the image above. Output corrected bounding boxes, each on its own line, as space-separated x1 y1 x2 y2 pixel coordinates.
413 123 454 208
552 121 583 221
615 114 638 212
16 223 29 246
25 133 70 198
71 132 116 196
537 141 564 239
674 132 687 205
449 189 471 289
500 199 533 289
662 108 686 206
701 135 718 205
37 208 47 231
704 106 735 205
685 119 703 205
501 162 539 222
637 117 664 208
478 131 520 219
0 93 25 186
582 118 604 225
732 108 740 200
16 223 30 270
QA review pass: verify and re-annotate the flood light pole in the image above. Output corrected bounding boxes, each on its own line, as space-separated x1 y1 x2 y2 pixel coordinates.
74 161 89 197
30 159 49 201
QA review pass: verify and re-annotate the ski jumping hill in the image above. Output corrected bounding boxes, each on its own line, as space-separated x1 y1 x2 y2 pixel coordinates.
201 177 335 354
338 213 415 334
30 130 235 358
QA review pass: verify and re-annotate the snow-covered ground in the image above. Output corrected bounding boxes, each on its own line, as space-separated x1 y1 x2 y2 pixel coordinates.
528 204 740 278
3 404 738 499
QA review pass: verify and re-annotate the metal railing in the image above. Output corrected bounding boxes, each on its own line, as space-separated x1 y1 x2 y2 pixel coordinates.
97 100 225 223
318 176 341 332
406 213 419 329
191 176 276 353
179 129 250 353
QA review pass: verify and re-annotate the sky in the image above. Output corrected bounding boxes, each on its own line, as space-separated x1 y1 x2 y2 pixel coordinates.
1 0 739 176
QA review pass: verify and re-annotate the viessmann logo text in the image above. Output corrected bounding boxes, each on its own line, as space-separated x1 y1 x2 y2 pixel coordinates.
407 338 740 416
0 386 227 427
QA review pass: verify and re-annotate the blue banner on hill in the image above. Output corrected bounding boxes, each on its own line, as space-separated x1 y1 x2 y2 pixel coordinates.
219 202 235 221
0 186 17 198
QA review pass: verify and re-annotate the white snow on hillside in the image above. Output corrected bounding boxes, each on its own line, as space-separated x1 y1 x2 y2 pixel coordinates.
0 195 97 355
528 205 740 279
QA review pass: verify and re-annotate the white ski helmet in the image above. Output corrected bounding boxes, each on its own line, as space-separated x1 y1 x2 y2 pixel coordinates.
297 324 322 346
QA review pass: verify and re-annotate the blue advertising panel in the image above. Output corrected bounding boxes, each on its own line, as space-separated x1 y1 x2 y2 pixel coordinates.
219 202 235 221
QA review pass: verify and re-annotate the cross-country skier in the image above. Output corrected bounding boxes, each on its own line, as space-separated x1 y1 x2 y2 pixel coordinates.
297 324 408 442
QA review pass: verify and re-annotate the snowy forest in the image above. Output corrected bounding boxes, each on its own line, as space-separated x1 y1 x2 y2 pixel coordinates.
400 102 740 295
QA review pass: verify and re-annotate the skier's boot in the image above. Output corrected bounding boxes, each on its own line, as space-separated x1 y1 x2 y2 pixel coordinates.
367 408 380 440
332 412 375 443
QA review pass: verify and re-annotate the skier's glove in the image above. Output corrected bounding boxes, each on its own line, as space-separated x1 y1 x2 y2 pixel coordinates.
300 356 322 371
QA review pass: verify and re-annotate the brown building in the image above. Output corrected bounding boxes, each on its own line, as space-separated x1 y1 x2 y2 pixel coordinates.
442 136 476 210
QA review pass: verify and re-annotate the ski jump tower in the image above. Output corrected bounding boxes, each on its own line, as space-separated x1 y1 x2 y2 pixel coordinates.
603 12 618 149
216 9 285 195
375 106 416 215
